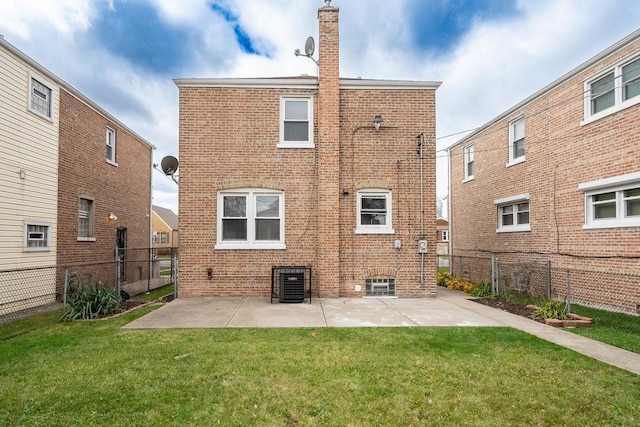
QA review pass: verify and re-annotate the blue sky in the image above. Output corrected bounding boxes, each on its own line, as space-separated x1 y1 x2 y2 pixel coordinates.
1 0 640 213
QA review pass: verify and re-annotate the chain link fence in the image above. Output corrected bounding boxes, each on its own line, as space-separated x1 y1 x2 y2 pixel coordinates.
450 255 640 314
1 247 178 338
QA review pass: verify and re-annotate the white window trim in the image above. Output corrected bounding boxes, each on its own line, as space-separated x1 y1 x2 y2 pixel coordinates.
495 193 531 233
507 117 526 167
28 72 54 122
579 173 640 229
582 53 640 125
77 197 96 242
24 221 51 252
215 189 286 250
356 189 394 234
278 95 314 149
463 145 475 182
106 127 117 165
441 230 449 241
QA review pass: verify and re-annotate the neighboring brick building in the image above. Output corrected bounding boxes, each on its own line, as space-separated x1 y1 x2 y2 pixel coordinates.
0 36 154 314
436 219 449 256
448 29 640 313
175 3 440 298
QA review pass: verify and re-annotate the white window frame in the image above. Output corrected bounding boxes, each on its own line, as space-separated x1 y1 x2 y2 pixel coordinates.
463 145 474 182
356 189 394 234
106 127 117 165
77 197 96 241
582 53 640 125
495 193 531 233
215 189 286 250
507 117 525 166
441 230 449 242
278 95 314 148
24 221 51 251
28 72 54 121
579 172 640 229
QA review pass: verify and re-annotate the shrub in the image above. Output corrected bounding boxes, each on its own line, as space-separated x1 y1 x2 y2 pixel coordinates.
471 281 494 298
532 300 568 320
437 271 452 287
62 286 120 321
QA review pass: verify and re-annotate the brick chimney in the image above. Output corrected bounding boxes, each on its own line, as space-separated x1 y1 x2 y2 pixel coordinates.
317 3 340 296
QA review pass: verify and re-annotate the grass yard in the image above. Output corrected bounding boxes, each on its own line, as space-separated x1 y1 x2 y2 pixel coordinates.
569 304 640 354
1 307 639 426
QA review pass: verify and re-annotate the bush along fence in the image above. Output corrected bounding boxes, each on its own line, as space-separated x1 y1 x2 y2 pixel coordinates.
0 247 177 333
449 255 640 315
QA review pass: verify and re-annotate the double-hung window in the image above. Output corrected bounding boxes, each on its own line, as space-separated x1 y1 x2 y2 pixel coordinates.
584 55 640 123
279 96 313 148
463 145 474 181
495 194 531 233
78 198 95 241
24 222 51 251
106 128 116 164
579 172 640 228
216 189 285 249
28 74 53 120
508 118 525 165
356 189 394 234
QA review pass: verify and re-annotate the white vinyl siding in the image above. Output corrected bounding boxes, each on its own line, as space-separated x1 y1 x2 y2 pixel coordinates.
0 47 58 268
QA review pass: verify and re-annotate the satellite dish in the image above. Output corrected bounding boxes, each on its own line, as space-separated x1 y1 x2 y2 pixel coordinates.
305 37 315 56
160 155 179 175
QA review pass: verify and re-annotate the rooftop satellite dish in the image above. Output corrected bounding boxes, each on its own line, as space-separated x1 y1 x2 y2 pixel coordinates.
305 36 315 56
160 155 179 175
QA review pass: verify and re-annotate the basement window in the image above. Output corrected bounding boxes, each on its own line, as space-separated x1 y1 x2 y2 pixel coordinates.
365 278 396 297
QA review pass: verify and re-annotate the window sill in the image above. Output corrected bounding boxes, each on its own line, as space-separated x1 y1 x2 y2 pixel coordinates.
77 237 96 242
28 108 54 122
355 228 395 235
506 156 525 168
496 225 531 233
462 176 474 183
581 96 640 126
277 142 315 149
582 221 640 230
215 242 286 250
106 159 118 167
24 247 51 252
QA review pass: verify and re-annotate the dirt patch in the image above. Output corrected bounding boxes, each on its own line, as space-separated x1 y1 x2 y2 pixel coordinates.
472 298 544 323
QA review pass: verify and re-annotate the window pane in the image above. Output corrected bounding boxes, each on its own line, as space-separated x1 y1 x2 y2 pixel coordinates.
513 139 525 158
255 219 280 240
27 225 48 247
501 205 513 226
467 160 474 177
591 73 615 113
223 196 246 217
593 192 615 202
517 211 529 225
361 196 386 211
623 58 640 101
285 100 308 120
625 188 640 217
78 199 92 237
512 120 524 141
284 122 309 141
222 219 247 240
361 213 386 225
256 196 279 217
31 79 51 117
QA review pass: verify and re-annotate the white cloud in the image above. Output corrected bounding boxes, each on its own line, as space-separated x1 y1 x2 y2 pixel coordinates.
0 0 94 40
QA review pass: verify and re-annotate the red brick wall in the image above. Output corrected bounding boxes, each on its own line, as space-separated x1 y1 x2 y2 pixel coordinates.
449 38 640 313
57 89 152 286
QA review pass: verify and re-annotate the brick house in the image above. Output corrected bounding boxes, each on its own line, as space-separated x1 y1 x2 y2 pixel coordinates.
174 3 440 298
436 218 449 256
0 36 154 313
448 29 640 313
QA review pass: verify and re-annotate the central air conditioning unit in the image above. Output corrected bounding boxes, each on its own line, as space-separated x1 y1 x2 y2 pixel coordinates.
279 268 306 303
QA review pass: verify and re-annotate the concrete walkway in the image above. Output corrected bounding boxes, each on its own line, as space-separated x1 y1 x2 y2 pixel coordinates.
122 287 640 376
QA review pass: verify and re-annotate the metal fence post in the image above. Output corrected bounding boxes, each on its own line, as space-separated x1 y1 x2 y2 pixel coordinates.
115 246 121 297
546 260 551 299
172 248 178 299
63 268 69 307
566 269 571 313
491 255 496 294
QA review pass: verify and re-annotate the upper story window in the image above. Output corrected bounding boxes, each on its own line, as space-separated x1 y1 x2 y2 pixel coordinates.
356 189 394 234
279 96 314 148
463 145 474 181
28 74 53 120
78 198 95 241
579 172 640 229
508 118 525 165
153 231 169 244
216 189 285 250
441 230 449 241
106 127 116 164
24 221 51 251
495 193 531 233
584 55 640 124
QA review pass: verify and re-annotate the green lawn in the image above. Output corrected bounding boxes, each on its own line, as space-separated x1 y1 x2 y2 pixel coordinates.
569 304 640 354
1 307 638 426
